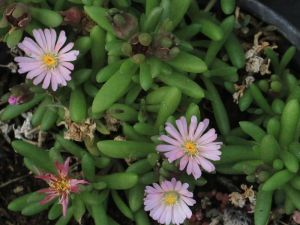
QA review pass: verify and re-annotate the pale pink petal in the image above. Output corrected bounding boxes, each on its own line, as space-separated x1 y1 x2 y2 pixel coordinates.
51 73 59 91
188 116 198 139
153 183 163 192
40 193 58 205
173 204 186 224
57 65 71 81
26 67 44 79
158 206 168 224
179 199 193 218
70 179 89 192
156 144 180 152
18 62 43 73
198 129 217 145
193 118 209 140
191 161 201 179
15 56 38 63
33 72 46 85
179 156 189 170
197 157 216 172
59 50 79 61
175 117 188 139
174 180 182 191
200 144 222 151
59 194 69 217
186 160 193 175
63 157 71 176
165 123 184 142
179 190 193 198
165 150 184 162
171 178 177 187
161 181 170 191
54 159 69 178
151 204 165 221
145 186 158 194
44 29 52 52
164 206 172 225
35 173 56 183
50 28 57 50
51 70 66 86
55 30 67 52
144 196 162 211
37 188 55 195
59 42 74 54
33 29 47 50
42 72 51 89
19 38 43 57
181 196 196 206
200 151 221 161
159 135 181 146
61 62 74 70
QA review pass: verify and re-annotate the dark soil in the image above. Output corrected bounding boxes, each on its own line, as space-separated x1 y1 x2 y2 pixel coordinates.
0 138 54 225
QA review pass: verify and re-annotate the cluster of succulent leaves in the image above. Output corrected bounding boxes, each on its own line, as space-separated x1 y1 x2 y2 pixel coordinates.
217 46 300 225
1 0 300 224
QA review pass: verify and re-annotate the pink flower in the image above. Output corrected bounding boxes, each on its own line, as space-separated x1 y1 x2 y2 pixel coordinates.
15 28 79 91
156 116 222 179
36 157 88 216
8 96 20 105
144 178 196 225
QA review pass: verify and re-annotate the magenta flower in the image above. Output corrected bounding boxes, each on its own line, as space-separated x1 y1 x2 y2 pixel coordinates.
36 157 88 216
8 95 20 105
156 116 222 179
15 28 79 91
144 178 196 225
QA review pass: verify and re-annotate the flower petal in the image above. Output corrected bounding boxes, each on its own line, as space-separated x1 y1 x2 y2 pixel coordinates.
55 30 67 52
59 194 69 217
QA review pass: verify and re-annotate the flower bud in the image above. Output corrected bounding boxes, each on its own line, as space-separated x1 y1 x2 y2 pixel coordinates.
131 54 145 64
257 170 271 183
8 96 20 105
130 34 150 53
160 37 173 48
4 3 31 28
107 8 138 40
169 47 180 58
138 33 152 47
61 7 83 26
8 83 33 105
121 42 132 56
152 32 180 60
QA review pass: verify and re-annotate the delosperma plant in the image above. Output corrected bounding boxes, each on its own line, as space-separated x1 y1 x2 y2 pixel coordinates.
1 0 300 224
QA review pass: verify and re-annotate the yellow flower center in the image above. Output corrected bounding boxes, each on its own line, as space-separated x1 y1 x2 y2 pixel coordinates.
50 177 70 194
164 192 178 206
184 141 198 156
42 54 57 69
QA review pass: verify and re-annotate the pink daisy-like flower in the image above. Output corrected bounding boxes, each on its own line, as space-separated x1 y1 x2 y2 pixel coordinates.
15 28 79 91
36 157 88 216
156 116 222 179
144 178 196 225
